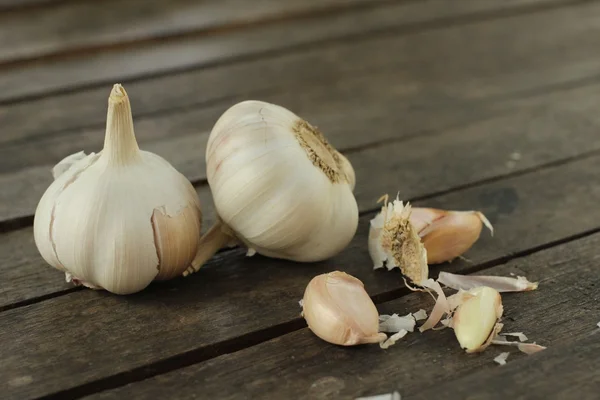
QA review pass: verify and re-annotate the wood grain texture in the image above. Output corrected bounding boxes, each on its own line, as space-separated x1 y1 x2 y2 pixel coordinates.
88 232 600 400
2 0 597 147
0 0 377 64
0 0 584 103
412 333 600 400
3 80 600 308
2 154 600 399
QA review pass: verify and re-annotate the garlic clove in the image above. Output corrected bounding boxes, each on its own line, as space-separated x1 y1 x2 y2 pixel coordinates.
409 208 493 264
368 196 428 285
301 271 387 346
34 84 202 295
452 286 504 353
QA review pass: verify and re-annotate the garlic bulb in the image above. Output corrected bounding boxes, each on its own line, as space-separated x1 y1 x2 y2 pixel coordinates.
452 286 503 353
186 100 358 274
409 208 493 264
301 271 386 346
33 84 202 295
368 196 429 285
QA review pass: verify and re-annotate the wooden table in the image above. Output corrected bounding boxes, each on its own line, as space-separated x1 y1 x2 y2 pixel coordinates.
1 0 599 399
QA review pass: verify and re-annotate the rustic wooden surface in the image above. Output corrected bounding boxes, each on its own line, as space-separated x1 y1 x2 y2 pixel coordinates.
1 1 599 399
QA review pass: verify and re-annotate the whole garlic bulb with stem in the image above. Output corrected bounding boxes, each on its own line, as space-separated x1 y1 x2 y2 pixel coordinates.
185 100 358 275
301 271 387 346
33 84 202 295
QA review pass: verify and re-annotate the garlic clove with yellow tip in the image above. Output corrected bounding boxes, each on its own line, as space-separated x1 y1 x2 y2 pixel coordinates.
409 208 493 264
368 195 429 286
452 286 504 353
186 100 358 274
33 84 202 295
301 271 387 346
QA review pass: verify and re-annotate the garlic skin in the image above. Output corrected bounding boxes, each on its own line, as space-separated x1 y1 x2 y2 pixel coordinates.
409 208 493 264
33 84 202 295
301 271 386 346
368 197 428 285
452 286 503 353
187 100 358 273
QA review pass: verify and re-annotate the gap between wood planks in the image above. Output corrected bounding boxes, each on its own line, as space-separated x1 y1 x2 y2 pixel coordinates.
4 151 600 399
84 233 600 400
4 66 600 234
0 0 396 68
33 227 600 400
1 146 599 314
3 74 600 310
0 0 592 106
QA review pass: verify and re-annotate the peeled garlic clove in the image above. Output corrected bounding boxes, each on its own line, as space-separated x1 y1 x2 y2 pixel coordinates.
368 196 428 285
33 84 202 295
188 100 358 273
452 286 504 353
409 208 493 264
301 271 386 346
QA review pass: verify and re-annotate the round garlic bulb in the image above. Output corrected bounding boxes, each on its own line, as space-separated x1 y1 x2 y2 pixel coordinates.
33 84 202 295
190 100 358 271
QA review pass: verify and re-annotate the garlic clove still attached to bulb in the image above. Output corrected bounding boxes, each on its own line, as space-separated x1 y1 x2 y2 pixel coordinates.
33 84 202 295
452 286 504 353
368 195 429 286
301 271 387 346
186 100 358 274
409 208 493 264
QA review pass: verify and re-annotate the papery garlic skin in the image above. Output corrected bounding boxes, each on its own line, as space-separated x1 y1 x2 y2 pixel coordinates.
368 197 428 285
34 84 202 295
452 286 503 353
302 271 386 346
200 100 358 264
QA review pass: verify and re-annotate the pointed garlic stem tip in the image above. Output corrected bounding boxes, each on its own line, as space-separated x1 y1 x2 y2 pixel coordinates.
109 83 127 103
103 83 141 166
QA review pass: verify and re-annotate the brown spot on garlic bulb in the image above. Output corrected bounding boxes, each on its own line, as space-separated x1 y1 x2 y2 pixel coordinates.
301 271 387 346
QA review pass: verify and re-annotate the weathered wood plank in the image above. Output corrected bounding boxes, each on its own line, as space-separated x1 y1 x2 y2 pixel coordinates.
2 154 600 399
2 72 600 227
0 0 376 64
0 0 586 104
2 0 597 147
2 79 600 308
0 0 67 11
87 232 600 400
412 333 600 400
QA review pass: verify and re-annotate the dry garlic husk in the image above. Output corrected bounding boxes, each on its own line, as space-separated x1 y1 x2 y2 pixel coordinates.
187 100 358 273
409 208 493 264
368 196 428 285
33 84 202 295
301 271 386 346
452 286 504 353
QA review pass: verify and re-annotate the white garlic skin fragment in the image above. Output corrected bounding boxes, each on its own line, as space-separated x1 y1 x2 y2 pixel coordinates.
197 100 358 266
302 271 386 346
33 84 202 295
452 286 504 353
